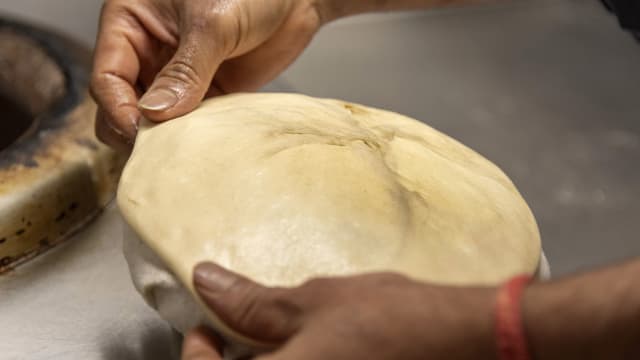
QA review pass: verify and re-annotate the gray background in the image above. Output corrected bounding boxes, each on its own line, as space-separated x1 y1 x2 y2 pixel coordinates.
1 0 639 359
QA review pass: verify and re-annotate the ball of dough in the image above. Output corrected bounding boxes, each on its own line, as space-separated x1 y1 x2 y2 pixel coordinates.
118 93 542 349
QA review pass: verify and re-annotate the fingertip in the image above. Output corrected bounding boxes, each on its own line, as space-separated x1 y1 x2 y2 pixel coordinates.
90 75 140 140
95 110 135 153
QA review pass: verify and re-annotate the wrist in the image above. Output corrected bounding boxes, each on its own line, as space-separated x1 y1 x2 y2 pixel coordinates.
468 286 502 360
523 260 640 360
416 284 499 360
522 280 582 360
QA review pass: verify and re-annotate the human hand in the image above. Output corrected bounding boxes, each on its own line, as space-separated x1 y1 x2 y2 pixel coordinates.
180 262 499 360
91 0 324 149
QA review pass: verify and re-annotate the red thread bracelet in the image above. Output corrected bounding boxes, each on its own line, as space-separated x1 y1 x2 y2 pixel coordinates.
495 274 533 360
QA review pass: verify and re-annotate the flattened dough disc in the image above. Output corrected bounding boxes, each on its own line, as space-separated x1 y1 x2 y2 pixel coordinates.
118 93 541 348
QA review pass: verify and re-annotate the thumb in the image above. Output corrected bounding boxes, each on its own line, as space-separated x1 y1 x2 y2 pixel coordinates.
193 262 303 343
138 33 222 122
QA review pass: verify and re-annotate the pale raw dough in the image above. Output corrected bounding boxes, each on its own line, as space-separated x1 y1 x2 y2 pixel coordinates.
118 93 543 349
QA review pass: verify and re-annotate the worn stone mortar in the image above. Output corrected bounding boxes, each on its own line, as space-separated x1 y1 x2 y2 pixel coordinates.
0 16 125 273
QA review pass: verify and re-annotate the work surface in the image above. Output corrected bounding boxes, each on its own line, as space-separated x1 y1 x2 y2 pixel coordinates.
0 206 179 360
1 1 639 359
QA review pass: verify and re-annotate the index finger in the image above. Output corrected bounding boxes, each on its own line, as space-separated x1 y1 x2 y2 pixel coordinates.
181 326 224 360
90 2 143 140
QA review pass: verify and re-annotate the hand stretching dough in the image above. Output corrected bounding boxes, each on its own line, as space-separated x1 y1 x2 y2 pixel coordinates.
118 93 545 350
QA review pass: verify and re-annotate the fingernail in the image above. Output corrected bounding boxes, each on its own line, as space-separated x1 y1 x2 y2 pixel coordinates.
124 113 140 140
194 263 237 293
138 88 178 111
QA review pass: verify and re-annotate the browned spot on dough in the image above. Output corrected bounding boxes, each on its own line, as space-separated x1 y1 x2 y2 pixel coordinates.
343 103 368 115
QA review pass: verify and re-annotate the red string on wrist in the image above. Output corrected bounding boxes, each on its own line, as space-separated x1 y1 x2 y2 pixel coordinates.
495 274 533 360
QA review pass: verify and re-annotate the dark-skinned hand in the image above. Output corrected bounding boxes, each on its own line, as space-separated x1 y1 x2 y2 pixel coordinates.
180 262 499 360
91 0 323 150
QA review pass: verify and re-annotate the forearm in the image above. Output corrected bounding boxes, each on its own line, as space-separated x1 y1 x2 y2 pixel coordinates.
524 259 640 359
315 0 502 23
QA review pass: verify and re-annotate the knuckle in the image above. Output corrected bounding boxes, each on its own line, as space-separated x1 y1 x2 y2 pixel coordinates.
185 0 228 35
158 60 201 88
269 289 304 317
191 11 220 33
229 284 265 330
240 288 302 339
188 16 209 34
224 284 302 337
89 72 119 106
186 5 238 53
261 307 301 340
89 74 106 100
293 11 321 34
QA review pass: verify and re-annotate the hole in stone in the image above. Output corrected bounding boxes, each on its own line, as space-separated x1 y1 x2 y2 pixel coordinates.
0 29 66 152
0 95 34 151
